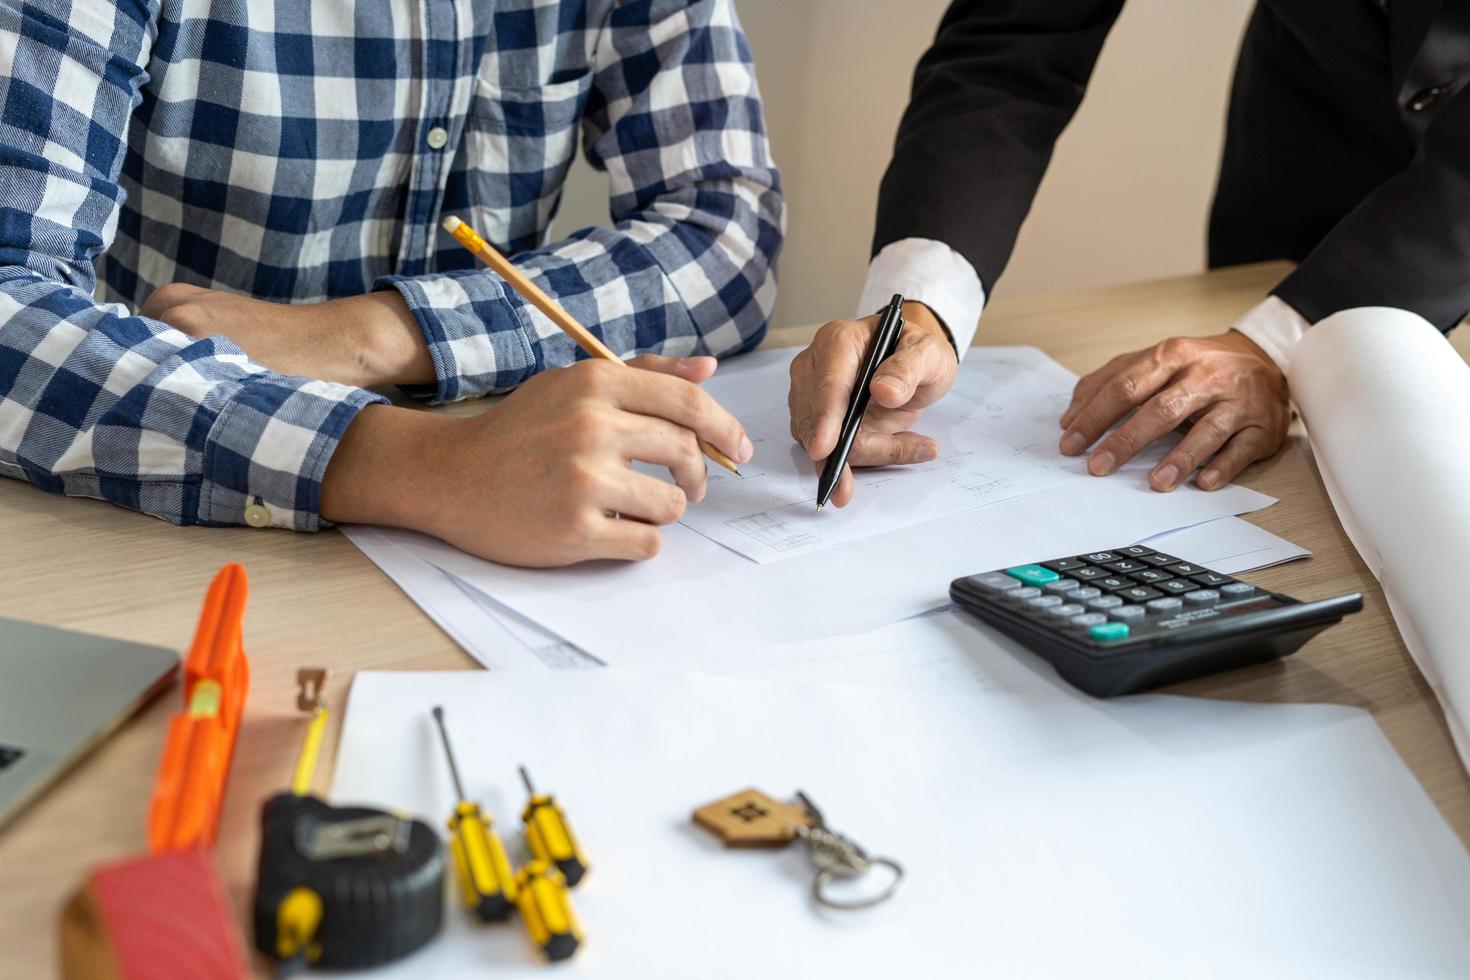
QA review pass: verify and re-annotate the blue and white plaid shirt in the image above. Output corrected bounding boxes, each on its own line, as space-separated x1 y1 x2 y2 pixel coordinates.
0 0 783 530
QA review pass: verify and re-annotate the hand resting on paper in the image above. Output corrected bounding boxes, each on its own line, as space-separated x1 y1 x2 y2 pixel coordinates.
318 355 752 566
1058 331 1290 492
786 300 958 508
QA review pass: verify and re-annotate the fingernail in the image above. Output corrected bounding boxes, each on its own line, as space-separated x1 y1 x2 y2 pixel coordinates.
1152 464 1178 491
738 435 754 462
919 444 938 462
1088 450 1116 476
1060 432 1085 455
874 374 905 396
1199 468 1221 489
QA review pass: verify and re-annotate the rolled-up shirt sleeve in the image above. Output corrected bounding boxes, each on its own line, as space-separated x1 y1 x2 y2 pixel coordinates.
380 0 785 404
0 0 386 530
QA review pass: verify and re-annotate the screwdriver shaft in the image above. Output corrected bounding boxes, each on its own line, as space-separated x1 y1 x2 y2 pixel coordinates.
431 706 468 802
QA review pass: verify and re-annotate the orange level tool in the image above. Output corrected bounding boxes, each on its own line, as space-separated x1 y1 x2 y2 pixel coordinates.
146 563 251 853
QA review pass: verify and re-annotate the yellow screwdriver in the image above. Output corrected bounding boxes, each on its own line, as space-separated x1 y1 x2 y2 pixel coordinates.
518 765 590 888
514 859 583 962
431 706 518 921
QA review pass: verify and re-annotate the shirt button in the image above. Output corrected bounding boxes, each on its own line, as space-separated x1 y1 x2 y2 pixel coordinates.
1408 86 1444 112
425 125 449 149
243 503 271 528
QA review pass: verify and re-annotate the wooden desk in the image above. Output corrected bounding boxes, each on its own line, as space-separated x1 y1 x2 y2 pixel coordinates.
3 261 1467 977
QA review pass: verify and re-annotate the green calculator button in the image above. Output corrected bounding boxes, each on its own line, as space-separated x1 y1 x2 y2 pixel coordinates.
1090 622 1131 642
1005 564 1060 586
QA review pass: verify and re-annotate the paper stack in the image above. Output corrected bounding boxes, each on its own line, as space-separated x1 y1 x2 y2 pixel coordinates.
346 347 1291 671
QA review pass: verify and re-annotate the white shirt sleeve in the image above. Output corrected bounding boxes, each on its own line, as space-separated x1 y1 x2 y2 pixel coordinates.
857 238 986 352
1230 295 1310 374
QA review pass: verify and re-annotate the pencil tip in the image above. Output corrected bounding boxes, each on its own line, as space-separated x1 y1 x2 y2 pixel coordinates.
733 467 742 477
816 503 824 512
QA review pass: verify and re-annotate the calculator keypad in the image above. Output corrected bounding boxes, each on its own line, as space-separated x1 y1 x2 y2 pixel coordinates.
979 548 1278 652
1103 559 1147 573
1041 558 1086 572
955 547 1362 698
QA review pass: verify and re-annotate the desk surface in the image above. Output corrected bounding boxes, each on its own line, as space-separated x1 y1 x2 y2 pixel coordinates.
3 261 1468 977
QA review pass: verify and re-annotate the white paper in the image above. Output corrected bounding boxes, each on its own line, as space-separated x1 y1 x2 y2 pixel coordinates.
717 603 1100 700
343 526 530 671
347 341 1276 668
1290 308 1470 771
1139 516 1309 575
333 670 1470 979
687 347 1187 563
446 573 601 669
345 526 598 670
394 466 1269 669
351 514 1301 676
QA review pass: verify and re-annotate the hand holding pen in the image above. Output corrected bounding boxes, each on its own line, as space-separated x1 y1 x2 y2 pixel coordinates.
787 296 960 508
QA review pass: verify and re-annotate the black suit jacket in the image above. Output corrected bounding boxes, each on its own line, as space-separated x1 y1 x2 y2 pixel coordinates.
874 0 1470 331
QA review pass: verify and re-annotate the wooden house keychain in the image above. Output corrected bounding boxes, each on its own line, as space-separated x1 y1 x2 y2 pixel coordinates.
692 788 904 909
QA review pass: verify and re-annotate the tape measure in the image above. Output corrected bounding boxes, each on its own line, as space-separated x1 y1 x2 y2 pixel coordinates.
252 669 445 974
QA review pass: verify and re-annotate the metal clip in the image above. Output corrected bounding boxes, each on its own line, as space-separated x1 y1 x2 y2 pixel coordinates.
296 813 411 861
296 668 328 713
794 791 904 910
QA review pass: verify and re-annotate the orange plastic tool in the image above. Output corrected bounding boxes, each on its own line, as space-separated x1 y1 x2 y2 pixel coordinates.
147 563 251 853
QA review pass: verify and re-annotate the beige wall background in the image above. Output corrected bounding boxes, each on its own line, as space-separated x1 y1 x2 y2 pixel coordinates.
553 0 1256 331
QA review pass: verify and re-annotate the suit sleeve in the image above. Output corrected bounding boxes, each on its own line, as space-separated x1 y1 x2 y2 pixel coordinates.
871 0 1125 292
1273 83 1470 331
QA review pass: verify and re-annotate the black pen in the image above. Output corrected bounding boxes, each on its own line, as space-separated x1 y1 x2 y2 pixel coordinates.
816 293 906 510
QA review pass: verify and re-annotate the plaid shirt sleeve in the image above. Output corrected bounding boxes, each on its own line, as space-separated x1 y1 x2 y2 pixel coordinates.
381 0 785 403
0 0 386 530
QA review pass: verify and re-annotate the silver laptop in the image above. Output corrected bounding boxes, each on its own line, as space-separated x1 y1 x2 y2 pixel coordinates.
0 617 178 830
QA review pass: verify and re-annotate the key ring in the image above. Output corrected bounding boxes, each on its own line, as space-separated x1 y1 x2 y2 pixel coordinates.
812 856 905 910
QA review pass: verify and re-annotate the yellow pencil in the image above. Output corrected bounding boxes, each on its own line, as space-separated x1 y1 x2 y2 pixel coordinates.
440 215 740 475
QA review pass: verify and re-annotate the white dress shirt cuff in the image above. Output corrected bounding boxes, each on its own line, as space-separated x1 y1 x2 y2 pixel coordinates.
858 238 986 353
1230 295 1310 375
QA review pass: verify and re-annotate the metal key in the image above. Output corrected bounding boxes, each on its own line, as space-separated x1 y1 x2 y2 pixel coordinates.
794 792 904 910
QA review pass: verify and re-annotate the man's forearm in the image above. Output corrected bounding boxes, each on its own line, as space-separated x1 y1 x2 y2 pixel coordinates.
320 404 458 530
142 286 439 390
348 291 439 387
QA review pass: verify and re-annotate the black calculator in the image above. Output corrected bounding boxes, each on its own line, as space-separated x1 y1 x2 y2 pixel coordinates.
950 545 1362 697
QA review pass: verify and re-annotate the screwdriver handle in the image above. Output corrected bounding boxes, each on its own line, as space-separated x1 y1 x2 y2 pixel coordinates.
522 793 589 888
513 860 583 962
448 802 517 921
